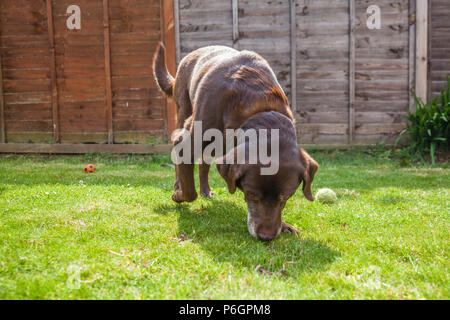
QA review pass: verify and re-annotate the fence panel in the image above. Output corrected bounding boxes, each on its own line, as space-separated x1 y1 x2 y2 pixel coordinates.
109 0 165 143
52 0 108 143
1 0 53 143
0 0 167 145
429 0 450 99
295 0 350 145
353 0 410 144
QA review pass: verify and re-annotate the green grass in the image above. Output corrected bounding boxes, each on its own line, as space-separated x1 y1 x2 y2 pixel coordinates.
0 149 448 299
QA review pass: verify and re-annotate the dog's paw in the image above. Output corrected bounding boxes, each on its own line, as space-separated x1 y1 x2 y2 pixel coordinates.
281 222 299 236
200 189 215 198
172 190 198 203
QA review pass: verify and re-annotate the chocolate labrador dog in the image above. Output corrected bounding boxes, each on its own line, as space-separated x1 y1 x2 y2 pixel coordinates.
153 43 318 241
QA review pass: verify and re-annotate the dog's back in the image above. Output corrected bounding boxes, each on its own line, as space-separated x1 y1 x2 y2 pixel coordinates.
181 46 292 117
153 44 294 129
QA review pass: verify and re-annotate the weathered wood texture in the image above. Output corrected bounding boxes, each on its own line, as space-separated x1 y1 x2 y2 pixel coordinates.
295 0 350 145
0 27 4 143
51 0 106 143
103 0 113 143
349 0 356 143
1 0 53 143
162 0 177 138
0 0 169 145
290 0 297 112
0 142 171 154
176 0 415 146
178 0 234 56
109 0 165 143
0 142 371 154
429 0 450 99
353 0 410 144
0 0 445 150
415 0 428 103
408 0 416 112
46 0 60 142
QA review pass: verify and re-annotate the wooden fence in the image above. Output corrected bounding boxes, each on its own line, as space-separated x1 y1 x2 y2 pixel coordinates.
0 0 448 153
0 0 176 150
176 0 425 145
428 0 450 99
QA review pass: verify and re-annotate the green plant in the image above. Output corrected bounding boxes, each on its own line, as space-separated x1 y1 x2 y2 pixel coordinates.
395 75 450 165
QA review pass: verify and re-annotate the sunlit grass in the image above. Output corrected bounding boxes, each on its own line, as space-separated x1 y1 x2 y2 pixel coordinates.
0 149 448 299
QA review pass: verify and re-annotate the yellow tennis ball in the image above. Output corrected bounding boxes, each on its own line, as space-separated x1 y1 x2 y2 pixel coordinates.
316 188 337 204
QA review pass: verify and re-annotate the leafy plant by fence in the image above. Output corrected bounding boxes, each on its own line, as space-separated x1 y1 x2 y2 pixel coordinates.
396 75 450 164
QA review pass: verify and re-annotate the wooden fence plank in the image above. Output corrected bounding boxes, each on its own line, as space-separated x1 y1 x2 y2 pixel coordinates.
415 0 428 103
174 0 181 65
232 0 239 49
290 0 297 112
103 0 114 144
428 0 450 99
159 0 168 141
409 0 416 112
0 142 385 154
427 0 432 101
0 0 423 148
0 143 171 154
0 53 4 143
162 0 177 138
46 0 59 143
0 11 4 144
348 0 355 144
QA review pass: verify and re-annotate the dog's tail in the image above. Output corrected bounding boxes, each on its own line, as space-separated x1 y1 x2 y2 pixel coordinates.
153 42 175 97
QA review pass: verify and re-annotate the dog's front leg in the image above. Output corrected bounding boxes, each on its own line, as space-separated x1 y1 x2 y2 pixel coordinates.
199 164 214 198
172 163 197 203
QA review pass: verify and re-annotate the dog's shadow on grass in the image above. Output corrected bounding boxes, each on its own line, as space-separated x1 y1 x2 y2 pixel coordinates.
155 199 339 279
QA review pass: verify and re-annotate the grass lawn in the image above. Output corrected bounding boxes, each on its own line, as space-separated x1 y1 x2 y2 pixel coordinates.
0 149 448 299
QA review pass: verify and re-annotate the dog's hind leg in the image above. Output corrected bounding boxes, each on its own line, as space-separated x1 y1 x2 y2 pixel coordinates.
172 116 197 203
199 164 214 198
154 43 197 203
172 87 193 189
172 114 194 195
172 164 197 203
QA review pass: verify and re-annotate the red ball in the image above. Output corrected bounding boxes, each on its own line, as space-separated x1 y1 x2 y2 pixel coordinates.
83 164 95 173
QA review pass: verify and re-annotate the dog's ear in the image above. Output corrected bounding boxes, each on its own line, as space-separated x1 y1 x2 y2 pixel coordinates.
299 148 319 201
216 162 238 194
216 149 245 194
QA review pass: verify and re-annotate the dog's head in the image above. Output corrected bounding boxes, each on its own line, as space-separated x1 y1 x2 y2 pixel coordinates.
216 147 318 241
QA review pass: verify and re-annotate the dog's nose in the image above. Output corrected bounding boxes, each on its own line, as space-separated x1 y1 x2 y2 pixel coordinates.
257 232 275 242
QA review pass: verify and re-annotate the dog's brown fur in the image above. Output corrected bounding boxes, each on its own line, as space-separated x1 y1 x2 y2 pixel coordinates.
153 43 318 241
